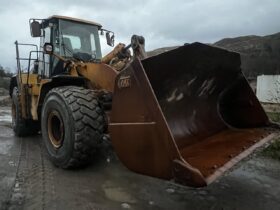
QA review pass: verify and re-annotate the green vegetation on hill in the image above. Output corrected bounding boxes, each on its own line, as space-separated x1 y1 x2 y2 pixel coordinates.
262 112 280 160
148 32 280 79
0 65 12 90
214 32 280 78
262 139 280 160
267 112 280 123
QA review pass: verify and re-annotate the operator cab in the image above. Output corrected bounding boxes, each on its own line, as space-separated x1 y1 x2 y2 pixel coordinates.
29 15 114 77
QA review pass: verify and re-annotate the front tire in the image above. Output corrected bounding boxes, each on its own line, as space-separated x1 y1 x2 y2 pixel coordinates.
41 86 106 168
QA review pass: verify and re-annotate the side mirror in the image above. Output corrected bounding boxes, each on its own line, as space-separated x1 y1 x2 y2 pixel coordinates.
30 20 42 37
106 32 115 47
43 43 53 54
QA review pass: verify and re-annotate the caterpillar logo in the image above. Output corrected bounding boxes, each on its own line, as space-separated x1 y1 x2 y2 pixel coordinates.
118 76 131 88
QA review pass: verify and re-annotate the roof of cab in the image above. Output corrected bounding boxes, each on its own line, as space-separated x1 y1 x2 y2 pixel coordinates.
47 15 102 28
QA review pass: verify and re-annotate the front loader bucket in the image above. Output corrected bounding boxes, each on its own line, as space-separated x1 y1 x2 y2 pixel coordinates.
109 43 276 187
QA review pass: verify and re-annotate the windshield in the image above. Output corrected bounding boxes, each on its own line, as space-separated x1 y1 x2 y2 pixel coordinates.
58 20 102 60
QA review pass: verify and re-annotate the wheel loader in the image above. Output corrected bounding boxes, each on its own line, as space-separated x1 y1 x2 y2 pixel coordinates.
10 15 278 187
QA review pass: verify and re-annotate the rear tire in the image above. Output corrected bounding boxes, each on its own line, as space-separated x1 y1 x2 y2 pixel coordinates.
41 86 106 168
11 87 39 136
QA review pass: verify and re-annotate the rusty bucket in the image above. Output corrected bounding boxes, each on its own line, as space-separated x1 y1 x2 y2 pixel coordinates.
109 43 276 187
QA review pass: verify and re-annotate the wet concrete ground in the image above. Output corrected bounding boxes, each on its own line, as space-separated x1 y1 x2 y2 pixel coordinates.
0 107 280 210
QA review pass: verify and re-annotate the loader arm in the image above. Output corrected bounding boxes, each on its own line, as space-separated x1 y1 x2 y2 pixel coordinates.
101 35 146 72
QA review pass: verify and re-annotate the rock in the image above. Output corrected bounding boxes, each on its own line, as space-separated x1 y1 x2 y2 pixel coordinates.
121 203 131 209
149 201 154 205
166 188 175 193
198 190 208 195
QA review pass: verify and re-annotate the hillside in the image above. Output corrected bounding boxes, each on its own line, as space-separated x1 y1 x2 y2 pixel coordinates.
214 32 280 78
148 32 280 78
147 46 179 57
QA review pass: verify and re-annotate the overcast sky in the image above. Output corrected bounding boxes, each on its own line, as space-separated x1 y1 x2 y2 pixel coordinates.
0 0 280 71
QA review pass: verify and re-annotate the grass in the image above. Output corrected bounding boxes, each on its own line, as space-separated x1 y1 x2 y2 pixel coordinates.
266 112 280 123
262 139 280 160
261 111 280 160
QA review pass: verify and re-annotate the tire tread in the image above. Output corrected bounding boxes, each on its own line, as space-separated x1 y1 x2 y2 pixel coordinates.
45 86 106 168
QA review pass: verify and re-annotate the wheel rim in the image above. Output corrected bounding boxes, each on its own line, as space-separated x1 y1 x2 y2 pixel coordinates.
47 110 64 148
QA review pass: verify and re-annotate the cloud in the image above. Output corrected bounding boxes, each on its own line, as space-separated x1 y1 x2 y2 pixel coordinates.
0 0 279 71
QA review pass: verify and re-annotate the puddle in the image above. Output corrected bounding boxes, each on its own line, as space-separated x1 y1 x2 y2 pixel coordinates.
0 176 15 188
103 186 137 203
0 107 12 128
103 181 137 203
0 108 12 123
0 115 12 123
